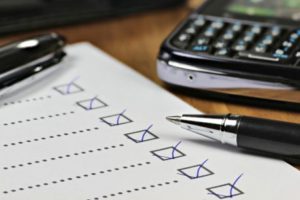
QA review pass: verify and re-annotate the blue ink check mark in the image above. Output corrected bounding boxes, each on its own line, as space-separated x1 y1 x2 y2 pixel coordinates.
140 124 153 142
229 174 243 197
116 109 127 125
208 173 244 199
66 76 80 94
88 96 98 110
171 141 182 159
196 159 209 178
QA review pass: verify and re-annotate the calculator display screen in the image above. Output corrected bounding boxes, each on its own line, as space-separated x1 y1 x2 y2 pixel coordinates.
201 0 300 25
226 0 300 20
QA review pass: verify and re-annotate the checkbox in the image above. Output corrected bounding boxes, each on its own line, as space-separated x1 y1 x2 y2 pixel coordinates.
150 145 185 161
178 164 214 180
100 111 132 126
53 83 84 95
76 97 108 111
207 183 244 199
125 127 158 143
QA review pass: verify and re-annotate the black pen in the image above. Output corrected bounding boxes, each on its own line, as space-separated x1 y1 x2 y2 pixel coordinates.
0 33 66 98
167 114 300 164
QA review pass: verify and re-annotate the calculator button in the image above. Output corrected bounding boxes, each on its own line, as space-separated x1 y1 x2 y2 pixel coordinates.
231 23 242 32
222 29 235 40
254 44 267 53
282 41 293 48
273 53 289 60
214 40 229 49
197 37 211 45
242 31 256 42
191 45 209 52
173 33 191 49
232 40 248 51
178 34 190 42
290 33 299 42
203 27 217 38
211 21 224 29
215 48 230 56
275 49 285 55
273 49 289 60
261 35 274 45
193 16 206 27
223 32 234 40
250 25 262 35
185 26 197 34
281 41 293 53
270 26 281 37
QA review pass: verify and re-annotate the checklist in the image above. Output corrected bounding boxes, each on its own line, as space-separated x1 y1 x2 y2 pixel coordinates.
0 43 300 200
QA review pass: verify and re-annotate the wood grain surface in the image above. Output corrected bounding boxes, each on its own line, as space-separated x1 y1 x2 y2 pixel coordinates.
0 0 299 170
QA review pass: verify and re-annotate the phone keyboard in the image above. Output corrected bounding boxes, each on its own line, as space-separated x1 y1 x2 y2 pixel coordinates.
171 15 300 66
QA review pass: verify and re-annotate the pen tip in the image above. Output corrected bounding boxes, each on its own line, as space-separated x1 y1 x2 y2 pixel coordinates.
166 116 181 125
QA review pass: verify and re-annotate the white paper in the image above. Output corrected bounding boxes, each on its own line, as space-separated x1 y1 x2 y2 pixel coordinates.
0 43 299 200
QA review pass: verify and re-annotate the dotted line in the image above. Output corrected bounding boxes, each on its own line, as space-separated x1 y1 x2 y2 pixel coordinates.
87 180 179 200
2 127 100 148
2 161 151 195
3 95 52 106
3 144 125 170
2 111 75 127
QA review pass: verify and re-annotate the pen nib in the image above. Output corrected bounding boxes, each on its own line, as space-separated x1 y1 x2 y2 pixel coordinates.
166 116 181 125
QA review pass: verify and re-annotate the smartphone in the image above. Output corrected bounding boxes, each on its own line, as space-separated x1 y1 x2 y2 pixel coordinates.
157 0 300 108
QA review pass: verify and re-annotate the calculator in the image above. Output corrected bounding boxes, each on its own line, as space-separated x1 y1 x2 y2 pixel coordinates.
157 0 300 89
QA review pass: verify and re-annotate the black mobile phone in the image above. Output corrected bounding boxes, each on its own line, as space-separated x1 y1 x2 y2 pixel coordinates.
157 0 300 109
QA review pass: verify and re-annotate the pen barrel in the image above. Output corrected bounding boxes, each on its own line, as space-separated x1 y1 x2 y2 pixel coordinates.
236 116 300 161
0 33 65 74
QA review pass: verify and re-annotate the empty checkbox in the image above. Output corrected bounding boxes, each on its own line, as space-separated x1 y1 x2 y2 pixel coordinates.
76 97 108 111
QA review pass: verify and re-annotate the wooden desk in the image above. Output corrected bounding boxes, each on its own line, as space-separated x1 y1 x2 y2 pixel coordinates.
1 0 299 170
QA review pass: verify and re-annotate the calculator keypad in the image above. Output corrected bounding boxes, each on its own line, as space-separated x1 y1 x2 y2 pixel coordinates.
171 15 300 66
